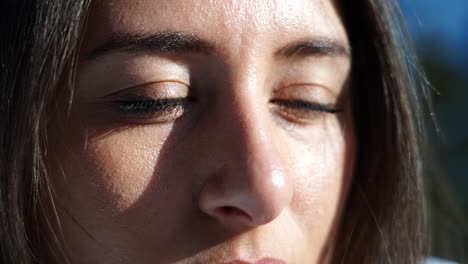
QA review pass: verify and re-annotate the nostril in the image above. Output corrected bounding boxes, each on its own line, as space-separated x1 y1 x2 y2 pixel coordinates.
216 206 252 222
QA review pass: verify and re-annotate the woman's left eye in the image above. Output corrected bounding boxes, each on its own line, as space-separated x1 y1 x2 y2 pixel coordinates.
269 99 342 124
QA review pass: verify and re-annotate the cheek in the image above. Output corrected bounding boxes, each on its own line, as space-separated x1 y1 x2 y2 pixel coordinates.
288 115 355 246
59 125 175 216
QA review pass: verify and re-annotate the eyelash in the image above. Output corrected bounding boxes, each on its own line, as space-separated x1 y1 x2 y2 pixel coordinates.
117 98 191 113
112 97 193 124
113 97 340 123
269 99 341 114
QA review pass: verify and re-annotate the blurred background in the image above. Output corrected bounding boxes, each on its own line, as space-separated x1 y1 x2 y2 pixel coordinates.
399 0 468 262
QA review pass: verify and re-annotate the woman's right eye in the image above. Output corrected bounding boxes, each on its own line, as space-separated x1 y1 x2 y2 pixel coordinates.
113 97 194 124
98 80 193 124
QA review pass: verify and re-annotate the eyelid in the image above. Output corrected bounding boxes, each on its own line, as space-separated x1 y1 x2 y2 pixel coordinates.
83 80 193 125
102 80 191 102
269 83 343 126
273 83 337 104
76 54 193 100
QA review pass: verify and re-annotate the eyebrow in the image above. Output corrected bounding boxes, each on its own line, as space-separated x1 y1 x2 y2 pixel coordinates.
86 31 214 60
85 31 350 61
274 38 350 59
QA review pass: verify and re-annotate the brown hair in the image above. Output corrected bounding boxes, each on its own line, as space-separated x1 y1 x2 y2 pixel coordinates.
0 0 429 263
332 1 430 262
0 1 90 263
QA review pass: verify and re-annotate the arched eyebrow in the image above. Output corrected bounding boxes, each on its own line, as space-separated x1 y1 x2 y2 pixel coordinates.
84 31 350 61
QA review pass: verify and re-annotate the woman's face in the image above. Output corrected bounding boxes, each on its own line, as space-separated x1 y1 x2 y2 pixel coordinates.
55 0 354 263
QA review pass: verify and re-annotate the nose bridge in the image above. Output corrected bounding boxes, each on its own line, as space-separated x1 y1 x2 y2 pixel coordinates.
197 70 293 228
230 97 279 184
219 62 280 186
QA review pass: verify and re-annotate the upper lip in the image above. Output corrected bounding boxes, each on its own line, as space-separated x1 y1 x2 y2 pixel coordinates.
224 258 287 264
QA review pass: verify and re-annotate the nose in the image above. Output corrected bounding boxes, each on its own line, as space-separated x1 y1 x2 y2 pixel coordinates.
197 101 293 229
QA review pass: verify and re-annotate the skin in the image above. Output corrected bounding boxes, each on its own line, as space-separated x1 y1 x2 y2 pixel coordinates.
53 0 354 263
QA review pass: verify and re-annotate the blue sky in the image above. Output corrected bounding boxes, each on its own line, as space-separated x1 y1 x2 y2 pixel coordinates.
399 1 468 204
399 0 468 65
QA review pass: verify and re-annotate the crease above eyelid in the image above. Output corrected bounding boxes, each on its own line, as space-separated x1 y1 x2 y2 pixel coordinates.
272 84 338 107
101 80 191 101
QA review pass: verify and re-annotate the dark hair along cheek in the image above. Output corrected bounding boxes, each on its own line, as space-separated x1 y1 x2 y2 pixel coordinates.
331 1 426 263
0 1 91 264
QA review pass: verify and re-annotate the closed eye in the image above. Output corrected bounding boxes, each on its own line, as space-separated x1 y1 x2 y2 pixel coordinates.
270 99 342 113
113 97 194 124
269 99 342 125
117 98 191 113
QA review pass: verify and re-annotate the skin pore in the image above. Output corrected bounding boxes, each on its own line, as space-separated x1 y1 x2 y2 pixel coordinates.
52 0 355 263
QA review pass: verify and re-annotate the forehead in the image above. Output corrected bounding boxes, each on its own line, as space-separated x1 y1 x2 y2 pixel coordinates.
83 0 348 56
